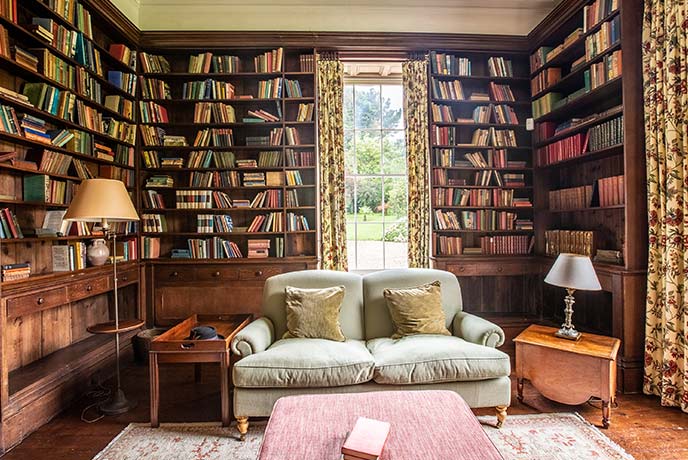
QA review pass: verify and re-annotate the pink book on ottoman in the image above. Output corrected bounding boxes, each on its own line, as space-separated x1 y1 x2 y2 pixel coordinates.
341 417 390 460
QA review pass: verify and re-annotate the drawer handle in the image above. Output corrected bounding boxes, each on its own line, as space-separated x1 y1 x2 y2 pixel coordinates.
459 267 465 272
170 271 179 278
255 270 263 277
497 267 503 273
181 343 195 350
213 271 221 277
86 285 93 292
122 276 128 282
37 297 45 305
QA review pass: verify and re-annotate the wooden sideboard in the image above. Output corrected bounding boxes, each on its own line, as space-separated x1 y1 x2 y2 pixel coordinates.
0 262 141 453
146 258 318 326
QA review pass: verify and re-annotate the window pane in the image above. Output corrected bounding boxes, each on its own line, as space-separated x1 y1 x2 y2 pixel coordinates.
345 176 356 216
383 177 408 220
382 85 404 129
382 130 406 174
355 176 382 221
344 85 354 129
344 131 355 174
355 85 381 129
384 241 408 269
355 131 381 175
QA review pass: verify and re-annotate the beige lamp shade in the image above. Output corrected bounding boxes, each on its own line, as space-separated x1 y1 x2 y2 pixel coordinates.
544 253 602 291
64 179 139 223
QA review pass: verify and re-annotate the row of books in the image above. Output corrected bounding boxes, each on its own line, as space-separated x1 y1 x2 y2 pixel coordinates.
430 79 465 100
433 168 525 187
434 209 530 231
295 103 314 121
434 148 525 169
433 104 519 125
284 79 303 98
193 102 236 123
108 71 137 96
139 52 171 73
286 212 310 231
183 79 236 100
104 95 133 120
480 235 533 255
487 57 514 77
175 190 233 209
299 54 315 73
254 48 283 73
535 131 588 166
531 68 561 96
584 0 619 32
431 126 517 147
189 170 240 188
52 241 86 271
246 108 281 122
248 212 283 232
597 174 625 207
530 26 584 73
487 82 515 102
1 262 30 281
141 236 161 259
433 187 531 207
23 174 78 204
589 115 623 151
549 176 624 210
257 78 282 99
188 53 239 73
545 230 596 257
585 16 621 60
30 18 103 76
141 213 168 233
139 101 169 123
429 52 472 76
140 77 170 100
109 43 137 70
0 208 23 239
587 50 622 90
187 237 243 259
194 128 234 147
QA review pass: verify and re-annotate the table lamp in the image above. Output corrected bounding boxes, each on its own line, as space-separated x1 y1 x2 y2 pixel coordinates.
64 179 143 414
544 253 602 341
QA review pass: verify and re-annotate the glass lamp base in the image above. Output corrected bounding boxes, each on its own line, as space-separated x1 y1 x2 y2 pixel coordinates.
555 327 582 341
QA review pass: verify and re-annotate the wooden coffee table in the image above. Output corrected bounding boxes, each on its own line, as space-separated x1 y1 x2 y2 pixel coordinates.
514 324 620 428
149 314 251 427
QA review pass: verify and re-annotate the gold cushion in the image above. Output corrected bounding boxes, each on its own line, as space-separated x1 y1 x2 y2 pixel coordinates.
283 286 346 341
383 281 451 339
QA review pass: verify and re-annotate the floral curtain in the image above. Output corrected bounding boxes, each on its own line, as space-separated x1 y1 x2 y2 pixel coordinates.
642 0 688 413
317 55 348 271
402 57 431 268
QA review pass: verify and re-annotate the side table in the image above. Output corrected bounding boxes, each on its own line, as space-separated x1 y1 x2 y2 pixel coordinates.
514 324 621 428
149 313 251 427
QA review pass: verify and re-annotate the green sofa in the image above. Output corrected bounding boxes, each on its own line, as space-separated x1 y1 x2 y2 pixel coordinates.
230 268 511 437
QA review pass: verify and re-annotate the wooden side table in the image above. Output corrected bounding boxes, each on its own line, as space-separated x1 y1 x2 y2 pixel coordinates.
149 313 251 427
514 324 621 428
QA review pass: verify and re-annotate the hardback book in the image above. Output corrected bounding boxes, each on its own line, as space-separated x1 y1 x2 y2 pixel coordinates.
341 417 390 460
51 245 71 271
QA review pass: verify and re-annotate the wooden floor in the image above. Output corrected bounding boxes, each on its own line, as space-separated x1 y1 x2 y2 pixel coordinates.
2 361 687 460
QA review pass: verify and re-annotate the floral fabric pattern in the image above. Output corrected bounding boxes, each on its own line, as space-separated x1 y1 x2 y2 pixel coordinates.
403 58 431 268
317 57 348 271
642 0 688 412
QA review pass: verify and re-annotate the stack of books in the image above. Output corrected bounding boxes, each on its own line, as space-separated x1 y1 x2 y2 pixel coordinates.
145 175 174 188
13 47 39 71
21 115 51 144
248 239 270 258
1 262 30 281
341 417 390 460
243 172 266 187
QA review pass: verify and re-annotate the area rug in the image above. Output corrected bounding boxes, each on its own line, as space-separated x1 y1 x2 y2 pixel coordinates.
92 414 634 460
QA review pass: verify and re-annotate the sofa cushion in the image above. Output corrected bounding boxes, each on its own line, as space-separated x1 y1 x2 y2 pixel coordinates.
234 338 375 388
383 280 451 338
283 285 346 341
367 335 510 385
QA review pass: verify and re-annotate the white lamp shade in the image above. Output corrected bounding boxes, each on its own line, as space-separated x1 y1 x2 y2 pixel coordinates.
544 253 602 291
64 179 139 222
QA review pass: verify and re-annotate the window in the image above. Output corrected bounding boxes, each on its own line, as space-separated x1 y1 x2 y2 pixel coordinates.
344 81 407 270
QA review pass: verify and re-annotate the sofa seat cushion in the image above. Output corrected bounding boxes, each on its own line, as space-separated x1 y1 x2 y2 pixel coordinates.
234 338 375 388
367 335 510 385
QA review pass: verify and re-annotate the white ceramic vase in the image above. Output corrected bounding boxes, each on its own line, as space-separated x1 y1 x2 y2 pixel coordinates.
87 239 110 266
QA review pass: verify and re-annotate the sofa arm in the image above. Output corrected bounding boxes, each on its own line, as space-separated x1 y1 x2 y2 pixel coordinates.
452 312 505 348
231 317 275 358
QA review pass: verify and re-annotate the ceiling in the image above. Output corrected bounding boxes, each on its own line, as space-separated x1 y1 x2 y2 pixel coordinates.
111 0 562 35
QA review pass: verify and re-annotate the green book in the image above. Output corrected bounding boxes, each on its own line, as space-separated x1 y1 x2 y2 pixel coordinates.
23 174 50 202
22 83 48 108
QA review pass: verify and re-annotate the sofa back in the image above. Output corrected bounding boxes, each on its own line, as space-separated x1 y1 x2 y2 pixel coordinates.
261 270 365 340
362 268 463 339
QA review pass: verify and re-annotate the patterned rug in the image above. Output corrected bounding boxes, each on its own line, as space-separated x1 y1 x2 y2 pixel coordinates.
92 413 634 460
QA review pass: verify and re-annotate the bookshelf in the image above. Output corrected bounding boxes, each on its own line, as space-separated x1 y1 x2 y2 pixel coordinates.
428 50 534 258
528 0 646 392
135 47 318 324
0 0 141 452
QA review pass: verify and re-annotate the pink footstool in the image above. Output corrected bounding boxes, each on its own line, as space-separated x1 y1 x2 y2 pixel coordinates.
258 390 503 460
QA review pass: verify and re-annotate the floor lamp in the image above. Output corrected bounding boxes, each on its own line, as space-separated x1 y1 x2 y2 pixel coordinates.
64 179 142 415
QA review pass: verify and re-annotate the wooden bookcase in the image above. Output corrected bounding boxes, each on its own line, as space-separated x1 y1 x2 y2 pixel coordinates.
528 0 646 392
0 0 141 452
136 47 319 322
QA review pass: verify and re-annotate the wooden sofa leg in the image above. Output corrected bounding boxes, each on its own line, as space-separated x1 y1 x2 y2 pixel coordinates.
237 416 249 440
495 406 507 428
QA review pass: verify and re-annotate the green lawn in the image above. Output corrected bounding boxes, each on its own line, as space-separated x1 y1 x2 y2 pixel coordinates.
346 213 404 241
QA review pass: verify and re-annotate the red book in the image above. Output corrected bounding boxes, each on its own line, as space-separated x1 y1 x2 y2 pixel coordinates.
341 417 390 460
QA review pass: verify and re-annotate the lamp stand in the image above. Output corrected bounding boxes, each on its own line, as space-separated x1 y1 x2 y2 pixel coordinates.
555 288 582 341
98 230 137 415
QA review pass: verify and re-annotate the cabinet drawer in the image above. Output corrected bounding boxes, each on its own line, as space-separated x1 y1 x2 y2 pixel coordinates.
156 267 193 283
196 267 239 281
68 277 109 302
7 287 68 318
239 266 283 280
446 263 526 277
118 269 139 285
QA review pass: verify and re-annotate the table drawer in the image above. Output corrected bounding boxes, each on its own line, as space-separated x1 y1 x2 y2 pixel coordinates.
156 267 193 283
7 287 68 318
196 267 240 281
118 269 139 285
68 276 109 302
239 266 283 280
446 263 527 277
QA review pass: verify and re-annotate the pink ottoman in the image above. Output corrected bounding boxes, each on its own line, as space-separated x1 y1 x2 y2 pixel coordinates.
258 390 503 460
